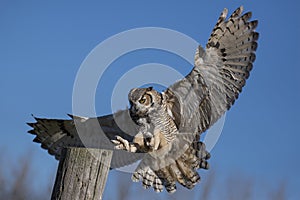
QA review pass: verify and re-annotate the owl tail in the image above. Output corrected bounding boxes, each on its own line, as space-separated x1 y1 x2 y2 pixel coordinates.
132 166 164 193
172 140 210 190
131 139 210 193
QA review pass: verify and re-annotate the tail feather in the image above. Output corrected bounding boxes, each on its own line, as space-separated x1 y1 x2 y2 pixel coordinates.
153 176 163 192
131 138 210 193
142 169 155 189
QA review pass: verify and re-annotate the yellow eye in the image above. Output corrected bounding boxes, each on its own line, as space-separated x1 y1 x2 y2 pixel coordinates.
139 98 146 104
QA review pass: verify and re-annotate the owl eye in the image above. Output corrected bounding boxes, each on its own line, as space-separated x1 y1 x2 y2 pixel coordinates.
139 98 146 104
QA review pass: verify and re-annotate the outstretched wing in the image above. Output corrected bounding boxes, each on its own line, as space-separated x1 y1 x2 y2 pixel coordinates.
165 6 258 134
130 7 259 193
27 110 144 169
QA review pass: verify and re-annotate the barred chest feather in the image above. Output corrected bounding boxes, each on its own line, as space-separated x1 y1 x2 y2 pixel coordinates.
147 102 178 143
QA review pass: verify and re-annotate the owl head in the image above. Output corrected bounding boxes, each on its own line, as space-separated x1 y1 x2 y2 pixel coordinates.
128 87 162 117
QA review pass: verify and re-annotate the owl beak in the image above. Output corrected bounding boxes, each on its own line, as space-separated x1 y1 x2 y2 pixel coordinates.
130 104 138 113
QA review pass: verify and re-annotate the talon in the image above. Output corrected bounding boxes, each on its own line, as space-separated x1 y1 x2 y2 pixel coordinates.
111 139 120 145
115 145 124 150
112 136 131 151
111 135 138 152
116 136 123 140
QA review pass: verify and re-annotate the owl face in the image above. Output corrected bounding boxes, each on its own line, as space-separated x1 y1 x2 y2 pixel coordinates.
128 87 162 117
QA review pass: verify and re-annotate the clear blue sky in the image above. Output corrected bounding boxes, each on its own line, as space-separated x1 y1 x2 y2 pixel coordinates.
1 0 299 199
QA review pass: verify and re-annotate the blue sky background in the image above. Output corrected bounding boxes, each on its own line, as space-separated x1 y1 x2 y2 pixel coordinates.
1 0 299 199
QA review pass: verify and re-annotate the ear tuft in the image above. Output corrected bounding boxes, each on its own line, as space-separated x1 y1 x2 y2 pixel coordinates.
147 87 153 91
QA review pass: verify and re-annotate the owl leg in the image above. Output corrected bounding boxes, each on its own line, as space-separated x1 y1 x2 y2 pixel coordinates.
152 129 168 151
151 131 160 151
111 136 138 153
112 133 151 153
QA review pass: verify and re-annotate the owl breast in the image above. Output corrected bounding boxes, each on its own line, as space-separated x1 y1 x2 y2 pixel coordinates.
129 87 178 151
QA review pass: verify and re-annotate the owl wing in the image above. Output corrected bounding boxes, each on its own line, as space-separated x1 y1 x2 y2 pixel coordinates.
27 110 144 169
165 6 258 134
132 7 258 192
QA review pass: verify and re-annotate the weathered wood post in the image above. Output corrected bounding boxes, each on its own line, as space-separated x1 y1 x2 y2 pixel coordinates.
51 148 113 200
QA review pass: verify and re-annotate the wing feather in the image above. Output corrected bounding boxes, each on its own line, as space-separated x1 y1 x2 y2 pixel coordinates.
27 110 144 168
165 6 259 134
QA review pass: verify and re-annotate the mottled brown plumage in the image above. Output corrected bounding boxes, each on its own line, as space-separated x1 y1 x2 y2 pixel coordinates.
28 6 258 194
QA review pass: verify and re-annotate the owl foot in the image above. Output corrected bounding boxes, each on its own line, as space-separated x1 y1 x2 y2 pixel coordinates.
111 136 138 153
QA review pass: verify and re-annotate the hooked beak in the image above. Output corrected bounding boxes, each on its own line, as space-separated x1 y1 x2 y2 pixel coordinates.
129 101 136 113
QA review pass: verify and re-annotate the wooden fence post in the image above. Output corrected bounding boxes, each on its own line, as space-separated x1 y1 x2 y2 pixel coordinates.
51 147 113 200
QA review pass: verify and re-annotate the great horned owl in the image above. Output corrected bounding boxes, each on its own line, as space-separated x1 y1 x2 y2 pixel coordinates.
28 6 258 194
